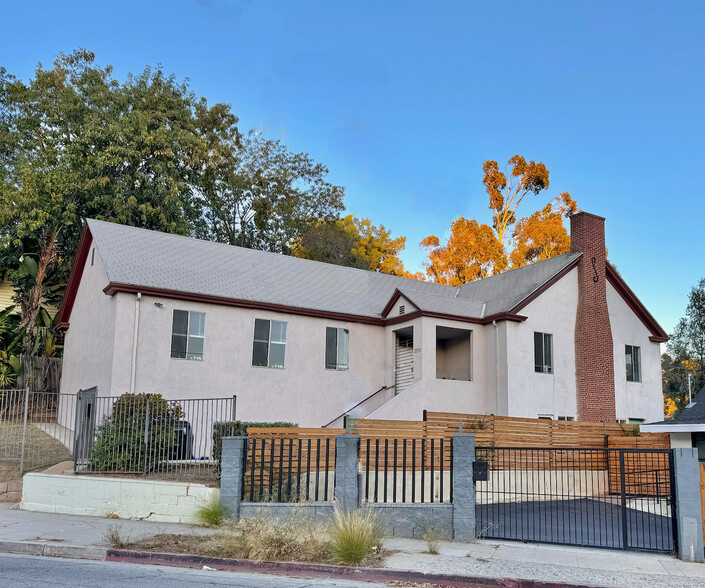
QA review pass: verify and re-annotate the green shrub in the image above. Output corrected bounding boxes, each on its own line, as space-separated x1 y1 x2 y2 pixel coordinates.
90 393 182 472
195 496 230 527
212 420 297 471
329 509 383 566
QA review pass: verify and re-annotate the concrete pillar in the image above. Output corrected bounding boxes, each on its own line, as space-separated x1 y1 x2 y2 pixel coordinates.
452 433 476 541
672 448 704 562
220 436 247 519
334 434 360 511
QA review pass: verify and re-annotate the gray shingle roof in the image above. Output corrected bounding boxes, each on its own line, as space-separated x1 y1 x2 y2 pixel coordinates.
87 219 581 320
648 387 705 426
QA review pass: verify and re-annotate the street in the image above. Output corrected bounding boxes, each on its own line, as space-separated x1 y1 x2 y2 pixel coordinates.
0 554 391 588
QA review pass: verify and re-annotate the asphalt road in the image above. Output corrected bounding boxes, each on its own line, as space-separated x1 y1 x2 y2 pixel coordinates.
0 554 391 588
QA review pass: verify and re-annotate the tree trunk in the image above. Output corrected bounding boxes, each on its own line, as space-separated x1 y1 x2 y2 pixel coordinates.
19 230 58 350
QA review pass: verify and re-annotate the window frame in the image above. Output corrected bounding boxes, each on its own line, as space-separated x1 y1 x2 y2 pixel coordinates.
252 318 287 369
170 309 206 361
325 327 349 371
625 345 642 382
534 332 554 374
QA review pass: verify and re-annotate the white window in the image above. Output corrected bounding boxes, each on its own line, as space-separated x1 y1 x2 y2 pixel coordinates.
171 310 205 360
534 332 553 374
625 345 641 382
325 327 349 370
252 319 287 368
557 416 575 421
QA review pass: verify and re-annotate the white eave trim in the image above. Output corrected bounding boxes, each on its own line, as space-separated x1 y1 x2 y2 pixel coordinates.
641 423 705 433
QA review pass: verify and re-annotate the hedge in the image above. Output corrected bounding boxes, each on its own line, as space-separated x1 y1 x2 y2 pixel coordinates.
212 420 297 471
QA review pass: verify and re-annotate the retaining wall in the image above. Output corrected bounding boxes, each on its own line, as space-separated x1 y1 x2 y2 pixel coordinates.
21 473 218 523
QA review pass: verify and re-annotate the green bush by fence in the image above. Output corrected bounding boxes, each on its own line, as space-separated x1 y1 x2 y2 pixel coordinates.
212 420 297 471
90 393 182 472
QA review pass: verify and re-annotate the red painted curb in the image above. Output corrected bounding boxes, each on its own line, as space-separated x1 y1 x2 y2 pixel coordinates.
106 549 600 588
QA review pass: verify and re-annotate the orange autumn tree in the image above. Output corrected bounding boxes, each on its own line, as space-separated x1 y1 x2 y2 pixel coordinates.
293 215 423 279
423 156 578 285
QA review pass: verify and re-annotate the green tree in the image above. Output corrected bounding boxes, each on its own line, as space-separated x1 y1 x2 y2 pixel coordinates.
198 132 344 253
293 215 419 277
0 49 240 349
667 278 705 400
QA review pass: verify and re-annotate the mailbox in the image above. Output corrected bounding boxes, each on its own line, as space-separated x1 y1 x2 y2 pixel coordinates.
473 461 488 482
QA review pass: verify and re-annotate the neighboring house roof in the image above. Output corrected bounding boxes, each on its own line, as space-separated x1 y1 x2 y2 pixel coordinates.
642 387 705 432
56 219 666 340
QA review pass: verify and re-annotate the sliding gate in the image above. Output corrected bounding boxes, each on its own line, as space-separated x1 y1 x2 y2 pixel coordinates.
474 447 677 553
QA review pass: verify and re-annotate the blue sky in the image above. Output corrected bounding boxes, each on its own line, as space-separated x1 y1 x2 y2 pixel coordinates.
2 0 703 334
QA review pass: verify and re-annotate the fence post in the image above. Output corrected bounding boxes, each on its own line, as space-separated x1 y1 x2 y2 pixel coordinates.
452 433 476 541
672 448 705 562
334 434 360 511
231 395 237 421
142 394 151 475
19 387 30 477
220 436 247 519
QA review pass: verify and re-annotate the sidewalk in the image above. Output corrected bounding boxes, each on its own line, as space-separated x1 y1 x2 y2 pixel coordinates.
1 503 704 587
384 537 705 588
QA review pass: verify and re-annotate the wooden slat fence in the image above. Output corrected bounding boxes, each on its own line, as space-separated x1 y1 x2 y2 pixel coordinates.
606 435 671 497
243 428 341 501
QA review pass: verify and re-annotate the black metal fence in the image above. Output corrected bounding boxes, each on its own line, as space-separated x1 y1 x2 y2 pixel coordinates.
474 447 676 553
242 436 336 502
73 391 234 481
361 438 452 503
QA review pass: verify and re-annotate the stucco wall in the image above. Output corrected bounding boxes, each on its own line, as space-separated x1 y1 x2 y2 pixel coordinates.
607 282 664 423
108 293 390 427
505 268 579 419
21 473 218 523
369 317 491 420
59 247 116 398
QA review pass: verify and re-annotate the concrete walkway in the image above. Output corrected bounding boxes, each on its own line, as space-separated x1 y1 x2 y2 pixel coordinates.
384 537 705 588
1 503 704 587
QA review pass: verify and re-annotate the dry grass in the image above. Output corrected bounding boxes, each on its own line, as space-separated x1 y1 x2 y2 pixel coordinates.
103 525 130 549
0 423 71 473
423 528 440 554
128 510 384 567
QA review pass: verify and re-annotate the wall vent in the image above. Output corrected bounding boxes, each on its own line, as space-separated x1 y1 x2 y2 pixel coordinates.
91 248 95 266
399 305 405 315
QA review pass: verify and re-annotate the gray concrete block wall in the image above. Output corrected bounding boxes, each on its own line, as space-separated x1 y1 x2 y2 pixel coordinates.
334 434 360 511
672 448 705 562
371 503 453 539
219 432 472 541
220 436 246 517
452 433 476 541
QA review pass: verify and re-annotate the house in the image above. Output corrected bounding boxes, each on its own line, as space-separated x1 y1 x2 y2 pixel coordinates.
642 387 705 461
56 212 668 427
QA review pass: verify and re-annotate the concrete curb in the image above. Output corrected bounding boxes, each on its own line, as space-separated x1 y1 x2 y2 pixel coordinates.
106 548 601 588
0 539 107 561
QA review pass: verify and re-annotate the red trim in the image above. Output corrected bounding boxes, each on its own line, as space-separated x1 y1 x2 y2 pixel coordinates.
56 225 93 329
100 282 527 327
381 289 418 317
606 264 669 343
509 255 582 314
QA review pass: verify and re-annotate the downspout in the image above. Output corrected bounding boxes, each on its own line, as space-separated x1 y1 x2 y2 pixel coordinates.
129 293 141 395
493 320 500 415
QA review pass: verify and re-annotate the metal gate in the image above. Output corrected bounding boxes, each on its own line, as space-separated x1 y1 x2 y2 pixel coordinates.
474 447 677 553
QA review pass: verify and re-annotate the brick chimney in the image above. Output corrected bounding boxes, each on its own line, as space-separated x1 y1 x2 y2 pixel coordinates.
570 212 616 423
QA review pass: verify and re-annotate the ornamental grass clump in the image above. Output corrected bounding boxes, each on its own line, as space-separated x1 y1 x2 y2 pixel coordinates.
195 496 230 527
329 509 383 566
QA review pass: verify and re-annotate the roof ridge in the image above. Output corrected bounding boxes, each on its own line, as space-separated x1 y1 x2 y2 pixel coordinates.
458 251 580 292
87 218 456 291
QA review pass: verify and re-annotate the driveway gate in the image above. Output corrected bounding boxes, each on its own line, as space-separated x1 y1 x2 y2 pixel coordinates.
474 447 677 553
